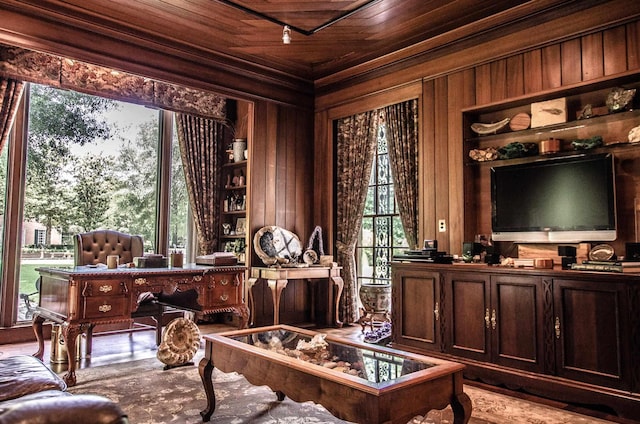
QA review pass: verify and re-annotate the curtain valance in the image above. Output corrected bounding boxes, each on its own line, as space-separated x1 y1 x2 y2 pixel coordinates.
0 44 227 121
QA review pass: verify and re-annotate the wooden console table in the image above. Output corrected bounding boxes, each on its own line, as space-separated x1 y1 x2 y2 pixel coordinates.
199 325 471 423
32 264 248 386
246 266 343 327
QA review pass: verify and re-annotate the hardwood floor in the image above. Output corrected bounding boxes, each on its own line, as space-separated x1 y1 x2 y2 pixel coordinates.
0 321 632 424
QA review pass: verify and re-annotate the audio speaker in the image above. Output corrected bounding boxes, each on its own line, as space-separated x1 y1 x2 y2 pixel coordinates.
557 245 577 257
626 242 640 260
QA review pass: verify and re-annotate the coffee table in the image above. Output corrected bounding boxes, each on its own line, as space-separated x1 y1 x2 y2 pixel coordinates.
199 325 471 423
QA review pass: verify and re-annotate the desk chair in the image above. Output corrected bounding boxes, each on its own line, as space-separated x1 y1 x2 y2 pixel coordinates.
73 230 164 353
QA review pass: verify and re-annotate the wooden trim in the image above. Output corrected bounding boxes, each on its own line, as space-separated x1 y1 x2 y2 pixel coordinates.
324 81 422 119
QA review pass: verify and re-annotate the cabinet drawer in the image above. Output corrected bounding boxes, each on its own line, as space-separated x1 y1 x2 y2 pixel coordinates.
81 279 128 297
82 296 128 319
208 285 240 306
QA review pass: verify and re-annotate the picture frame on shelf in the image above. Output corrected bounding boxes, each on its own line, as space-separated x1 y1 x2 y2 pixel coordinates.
235 218 246 235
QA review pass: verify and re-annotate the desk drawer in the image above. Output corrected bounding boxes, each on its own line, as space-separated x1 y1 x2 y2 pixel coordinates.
82 296 128 319
81 279 128 297
208 285 240 306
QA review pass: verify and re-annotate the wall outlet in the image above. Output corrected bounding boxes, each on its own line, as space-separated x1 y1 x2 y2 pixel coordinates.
438 219 446 232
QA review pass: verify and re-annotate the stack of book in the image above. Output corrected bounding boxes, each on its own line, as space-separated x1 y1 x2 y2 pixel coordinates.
571 260 640 273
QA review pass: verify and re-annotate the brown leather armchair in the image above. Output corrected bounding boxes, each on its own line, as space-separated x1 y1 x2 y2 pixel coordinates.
73 230 164 349
73 230 143 266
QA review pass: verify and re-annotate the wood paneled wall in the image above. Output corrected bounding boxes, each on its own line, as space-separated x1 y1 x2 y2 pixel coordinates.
315 11 640 257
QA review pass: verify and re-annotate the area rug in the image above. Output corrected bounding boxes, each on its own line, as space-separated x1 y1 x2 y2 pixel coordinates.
67 353 613 424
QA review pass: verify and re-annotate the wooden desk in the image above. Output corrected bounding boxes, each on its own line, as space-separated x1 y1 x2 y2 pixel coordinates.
32 264 248 386
246 266 343 327
199 325 471 423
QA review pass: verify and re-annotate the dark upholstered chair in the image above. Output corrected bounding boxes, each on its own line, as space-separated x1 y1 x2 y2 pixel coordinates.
73 230 164 350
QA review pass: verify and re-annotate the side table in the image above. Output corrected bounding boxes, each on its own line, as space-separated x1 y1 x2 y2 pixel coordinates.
246 266 343 327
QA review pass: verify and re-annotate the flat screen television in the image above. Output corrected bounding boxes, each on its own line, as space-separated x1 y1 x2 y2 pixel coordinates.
491 153 616 243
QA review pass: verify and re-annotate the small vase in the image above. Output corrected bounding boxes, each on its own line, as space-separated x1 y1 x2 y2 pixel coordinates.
233 139 247 163
359 283 391 313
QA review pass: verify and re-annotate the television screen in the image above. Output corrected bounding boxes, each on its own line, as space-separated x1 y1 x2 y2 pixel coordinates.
491 154 616 243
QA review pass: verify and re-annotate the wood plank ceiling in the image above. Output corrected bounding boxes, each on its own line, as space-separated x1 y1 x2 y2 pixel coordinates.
1 0 594 83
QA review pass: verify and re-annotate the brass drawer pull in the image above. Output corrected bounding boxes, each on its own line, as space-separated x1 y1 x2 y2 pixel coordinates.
99 285 113 293
98 303 112 313
134 278 147 286
220 278 229 286
220 294 229 302
555 317 561 339
491 309 497 330
434 302 440 321
485 308 490 329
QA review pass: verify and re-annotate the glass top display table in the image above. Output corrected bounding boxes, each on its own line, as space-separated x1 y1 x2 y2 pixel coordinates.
199 325 471 424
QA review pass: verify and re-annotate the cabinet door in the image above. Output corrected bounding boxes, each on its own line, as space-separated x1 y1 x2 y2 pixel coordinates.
392 268 441 352
491 275 545 373
446 272 490 362
553 278 631 390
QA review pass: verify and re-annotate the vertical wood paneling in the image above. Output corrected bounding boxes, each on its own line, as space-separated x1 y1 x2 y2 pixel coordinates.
506 55 524 99
490 60 507 102
561 38 582 85
421 79 436 243
313 109 333 249
523 49 543 94
604 26 628 75
434 76 450 252
627 21 640 69
541 44 561 89
581 32 604 80
475 64 492 105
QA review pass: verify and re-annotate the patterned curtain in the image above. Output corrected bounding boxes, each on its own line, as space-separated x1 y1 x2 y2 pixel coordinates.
335 110 379 324
0 77 24 151
176 113 225 255
384 99 419 249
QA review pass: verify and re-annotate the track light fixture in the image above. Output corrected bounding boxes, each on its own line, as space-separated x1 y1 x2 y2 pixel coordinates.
282 25 291 44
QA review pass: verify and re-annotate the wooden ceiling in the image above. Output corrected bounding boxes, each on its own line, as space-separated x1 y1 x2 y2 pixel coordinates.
1 0 589 84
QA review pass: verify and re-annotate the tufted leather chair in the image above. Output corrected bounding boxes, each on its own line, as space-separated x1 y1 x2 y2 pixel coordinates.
73 230 143 266
73 230 164 350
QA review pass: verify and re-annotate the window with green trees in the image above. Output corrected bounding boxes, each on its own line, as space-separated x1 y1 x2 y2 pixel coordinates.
356 124 408 287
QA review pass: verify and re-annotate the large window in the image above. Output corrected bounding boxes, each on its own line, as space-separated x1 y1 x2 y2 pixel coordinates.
356 124 408 287
2 84 191 324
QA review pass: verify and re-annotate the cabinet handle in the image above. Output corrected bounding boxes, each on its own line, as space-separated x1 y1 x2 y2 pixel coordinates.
220 294 229 302
434 302 440 321
99 285 113 293
491 309 497 330
485 308 490 329
98 303 112 313
220 278 229 286
555 317 561 339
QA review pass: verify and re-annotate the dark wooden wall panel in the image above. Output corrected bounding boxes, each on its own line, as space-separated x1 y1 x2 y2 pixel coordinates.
475 64 492 105
523 49 543 94
604 26 628 75
541 44 562 89
581 32 604 80
628 21 640 69
561 39 582 85
434 76 450 252
506 55 524 99
490 60 507 102
421 79 437 242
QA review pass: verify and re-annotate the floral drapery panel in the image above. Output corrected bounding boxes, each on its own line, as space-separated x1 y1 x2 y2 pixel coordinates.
0 77 24 151
384 99 419 249
335 110 379 324
176 113 225 255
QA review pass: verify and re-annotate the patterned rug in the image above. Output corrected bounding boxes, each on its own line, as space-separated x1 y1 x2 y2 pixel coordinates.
67 353 614 424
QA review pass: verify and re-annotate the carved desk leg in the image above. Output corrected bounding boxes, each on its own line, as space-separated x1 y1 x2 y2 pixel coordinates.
451 391 472 424
31 313 46 360
330 275 344 328
199 356 216 422
60 322 84 387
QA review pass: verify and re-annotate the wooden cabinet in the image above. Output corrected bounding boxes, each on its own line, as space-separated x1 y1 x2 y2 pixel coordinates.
391 262 640 421
553 278 631 390
391 266 442 352
444 271 545 373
